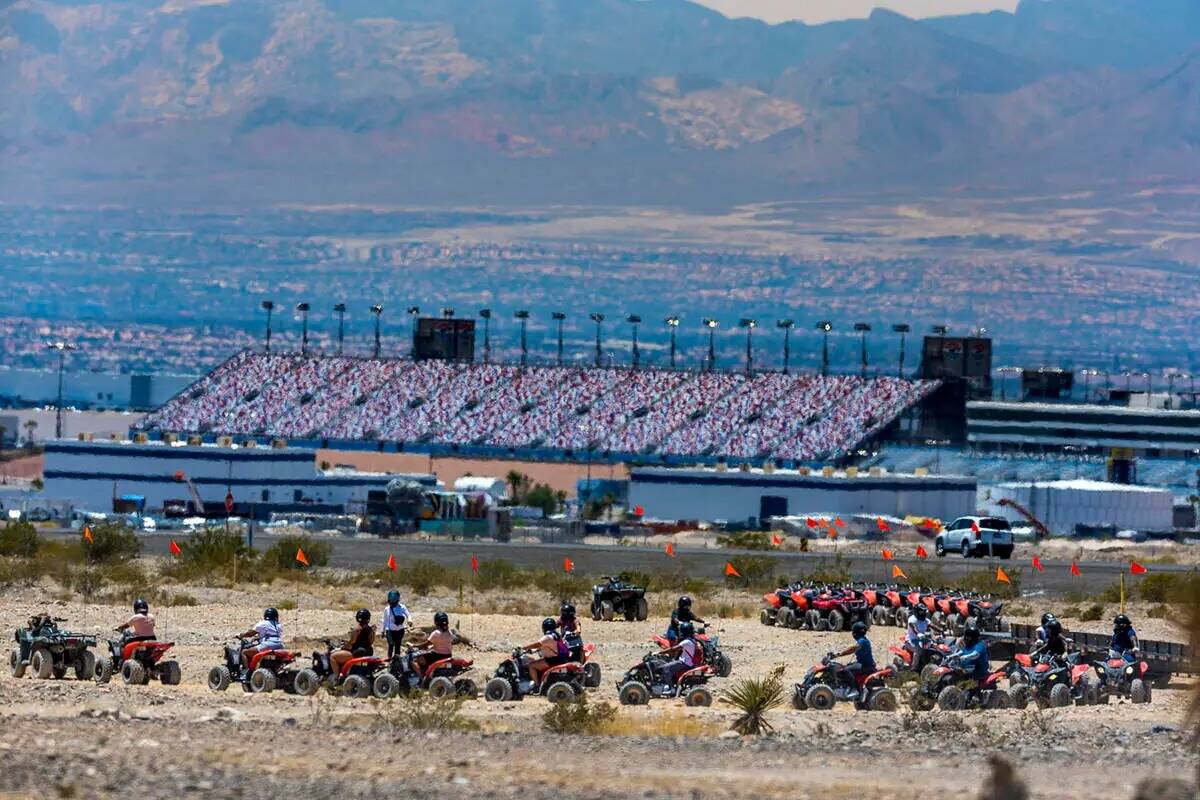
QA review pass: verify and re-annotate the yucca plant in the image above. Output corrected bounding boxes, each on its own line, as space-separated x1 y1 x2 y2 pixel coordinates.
721 664 786 736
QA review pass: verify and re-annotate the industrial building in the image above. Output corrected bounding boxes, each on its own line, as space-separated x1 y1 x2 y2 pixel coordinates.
984 479 1175 535
967 401 1200 455
628 465 976 526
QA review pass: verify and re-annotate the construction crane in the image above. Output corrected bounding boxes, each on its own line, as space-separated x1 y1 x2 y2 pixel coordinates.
171 471 206 516
996 497 1050 539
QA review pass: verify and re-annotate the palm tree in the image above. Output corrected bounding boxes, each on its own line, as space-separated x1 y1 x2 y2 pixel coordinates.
23 419 37 449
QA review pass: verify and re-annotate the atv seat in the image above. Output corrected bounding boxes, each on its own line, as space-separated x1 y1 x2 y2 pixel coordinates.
544 662 584 678
678 665 713 685
424 657 471 678
1034 663 1051 673
122 640 174 661
250 649 296 671
983 671 1004 687
1107 658 1128 669
859 667 894 687
1015 654 1033 668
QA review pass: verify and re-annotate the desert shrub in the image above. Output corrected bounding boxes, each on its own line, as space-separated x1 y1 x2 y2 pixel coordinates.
722 664 786 736
945 567 1021 599
716 531 774 551
395 559 460 595
376 692 478 732
82 521 141 565
900 564 944 588
716 599 758 618
97 561 159 603
623 570 712 596
1139 572 1200 604
803 556 852 585
541 693 617 735
531 570 589 602
1058 605 1081 619
261 535 331 572
64 566 105 599
473 558 525 591
0 521 40 558
594 710 720 738
163 528 255 582
1007 603 1032 617
276 599 298 611
1078 604 1105 622
1095 582 1123 604
1147 604 1170 619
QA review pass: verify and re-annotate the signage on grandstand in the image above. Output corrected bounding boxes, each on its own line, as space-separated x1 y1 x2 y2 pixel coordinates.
921 335 992 398
414 318 475 362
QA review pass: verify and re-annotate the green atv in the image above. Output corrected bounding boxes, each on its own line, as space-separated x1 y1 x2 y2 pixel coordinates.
10 614 98 681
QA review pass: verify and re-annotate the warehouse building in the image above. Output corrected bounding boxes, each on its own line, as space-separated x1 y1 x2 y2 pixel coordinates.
984 479 1175 535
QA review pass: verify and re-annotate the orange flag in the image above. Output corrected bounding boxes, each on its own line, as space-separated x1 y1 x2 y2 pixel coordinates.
771 533 783 547
834 517 845 528
724 562 741 577
1070 561 1081 577
876 517 890 532
805 517 817 528
295 548 309 567
996 566 1010 584
563 557 574 573
881 549 894 561
664 542 676 557
1031 556 1044 573
1130 561 1147 575
892 564 907 580
915 545 928 559
169 540 182 556
470 555 479 574
827 527 839 540
387 554 397 572
633 505 645 516
82 525 93 544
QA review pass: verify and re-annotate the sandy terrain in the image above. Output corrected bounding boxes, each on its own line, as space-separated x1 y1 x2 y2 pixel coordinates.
0 580 1193 799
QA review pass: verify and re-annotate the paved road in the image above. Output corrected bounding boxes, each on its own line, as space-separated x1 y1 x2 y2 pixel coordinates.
52 531 1188 595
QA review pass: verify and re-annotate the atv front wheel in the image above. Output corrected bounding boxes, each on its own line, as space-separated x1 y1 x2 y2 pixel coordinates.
804 684 836 711
777 608 793 628
868 688 898 712
428 676 455 699
373 673 400 699
988 690 1013 710
635 597 649 622
95 658 114 685
484 677 514 702
1130 678 1150 704
121 659 146 686
618 681 649 706
250 668 277 693
760 609 774 627
207 665 232 692
826 610 845 632
715 653 733 678
1049 683 1072 708
292 668 321 697
600 601 614 622
9 649 25 679
804 610 820 630
160 660 182 686
684 687 712 707
544 682 575 704
342 675 371 699
937 686 966 711
584 662 602 688
1006 684 1028 709
75 650 96 681
30 649 53 680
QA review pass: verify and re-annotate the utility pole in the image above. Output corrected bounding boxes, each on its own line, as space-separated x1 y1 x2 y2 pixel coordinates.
47 341 75 439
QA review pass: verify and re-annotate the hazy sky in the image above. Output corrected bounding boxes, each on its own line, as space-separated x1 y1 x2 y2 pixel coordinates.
692 0 1021 24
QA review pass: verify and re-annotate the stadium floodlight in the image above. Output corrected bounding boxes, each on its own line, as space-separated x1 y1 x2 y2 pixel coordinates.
333 303 347 356
370 304 384 359
296 303 311 357
892 323 910 378
776 319 794 374
260 300 276 354
405 306 420 358
626 315 642 369
551 312 566 366
590 313 605 367
514 310 530 367
739 319 757 374
479 309 492 364
816 321 833 376
930 324 949 336
46 340 76 439
854 322 871 378
441 307 455 319
665 316 681 369
703 318 719 371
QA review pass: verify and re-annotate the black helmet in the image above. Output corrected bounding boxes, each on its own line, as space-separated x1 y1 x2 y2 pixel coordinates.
387 590 400 605
677 620 695 639
677 596 692 609
542 617 558 634
913 606 927 620
356 608 371 624
1113 614 1131 630
851 621 868 639
560 602 576 619
133 598 149 615
962 625 981 645
1041 612 1056 627
264 607 279 622
433 611 449 629
1045 618 1062 638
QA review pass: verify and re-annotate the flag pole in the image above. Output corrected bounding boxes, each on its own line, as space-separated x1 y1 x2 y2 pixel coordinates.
1119 572 1125 614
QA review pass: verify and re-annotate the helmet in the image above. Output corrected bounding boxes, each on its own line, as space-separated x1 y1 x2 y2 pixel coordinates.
1113 614 1131 630
677 621 695 639
542 617 558 634
387 590 400 605
677 596 692 609
913 606 928 620
133 598 149 615
962 625 981 645
851 621 868 639
355 608 371 624
1041 612 1056 627
433 611 449 629
1045 618 1062 638
560 602 576 619
264 607 279 622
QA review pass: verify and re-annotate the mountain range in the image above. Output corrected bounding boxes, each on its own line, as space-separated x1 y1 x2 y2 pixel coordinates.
2 0 1199 208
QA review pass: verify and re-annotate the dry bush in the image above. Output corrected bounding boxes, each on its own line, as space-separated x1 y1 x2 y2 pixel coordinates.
596 710 721 738
375 692 478 732
1078 603 1105 622
542 693 618 735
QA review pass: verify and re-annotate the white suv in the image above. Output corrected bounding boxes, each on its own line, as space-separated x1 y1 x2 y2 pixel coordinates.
935 516 1014 559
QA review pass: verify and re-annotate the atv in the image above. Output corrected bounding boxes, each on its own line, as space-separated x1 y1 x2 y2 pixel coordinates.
1092 653 1152 704
483 647 589 703
10 615 97 681
650 625 732 678
384 645 478 699
792 654 898 711
96 636 181 686
207 637 301 694
1006 652 1098 709
564 630 602 688
804 589 870 633
888 633 953 681
294 639 391 699
616 653 714 707
911 655 1011 711
590 575 648 621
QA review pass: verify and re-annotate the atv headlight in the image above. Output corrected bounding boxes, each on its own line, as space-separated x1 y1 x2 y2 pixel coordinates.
1125 666 1134 675
1048 674 1057 681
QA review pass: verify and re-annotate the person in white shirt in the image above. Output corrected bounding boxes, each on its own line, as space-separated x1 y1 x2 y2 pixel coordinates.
382 590 409 659
239 607 284 675
656 621 701 686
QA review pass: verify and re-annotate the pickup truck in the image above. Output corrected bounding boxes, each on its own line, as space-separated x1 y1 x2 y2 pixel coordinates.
935 516 1014 559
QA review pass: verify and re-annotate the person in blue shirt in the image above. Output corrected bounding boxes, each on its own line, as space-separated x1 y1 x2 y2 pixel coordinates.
950 625 990 682
832 621 876 685
381 590 409 659
1110 614 1140 661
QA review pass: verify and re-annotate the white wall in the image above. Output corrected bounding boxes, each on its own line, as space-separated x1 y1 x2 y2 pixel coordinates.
0 368 196 409
985 482 1175 533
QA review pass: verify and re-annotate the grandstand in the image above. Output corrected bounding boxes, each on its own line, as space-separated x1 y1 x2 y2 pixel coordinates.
139 351 940 465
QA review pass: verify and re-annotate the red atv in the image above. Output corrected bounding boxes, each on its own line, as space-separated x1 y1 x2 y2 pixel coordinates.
1092 654 1152 704
761 586 800 627
911 655 1012 711
888 633 953 681
294 638 391 699
96 637 181 686
207 637 300 693
792 654 897 711
384 646 478 699
804 589 870 632
1007 652 1098 708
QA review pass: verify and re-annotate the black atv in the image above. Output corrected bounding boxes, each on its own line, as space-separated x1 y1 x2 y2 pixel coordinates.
590 575 648 621
10 615 97 681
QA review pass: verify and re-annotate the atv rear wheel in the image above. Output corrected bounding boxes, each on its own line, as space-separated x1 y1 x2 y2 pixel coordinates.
937 685 966 711
715 653 733 678
373 673 400 699
75 650 96 681
590 603 601 622
250 668 277 693
30 649 53 680
342 674 371 699
635 597 649 621
760 609 774 627
207 665 232 692
868 688 898 712
804 610 820 630
428 676 455 699
1006 685 1029 710
1049 683 1072 708
777 608 793 628
455 678 479 698
121 658 146 686
685 687 713 707
1130 678 1150 704
804 684 836 711
584 662 602 688
871 606 888 626
545 682 576 704
485 677 514 702
292 668 321 697
919 663 940 685
618 681 649 706
600 601 614 622
9 649 25 678
159 660 181 686
826 610 845 632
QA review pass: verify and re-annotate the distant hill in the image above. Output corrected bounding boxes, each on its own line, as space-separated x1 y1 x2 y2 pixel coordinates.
1 0 1198 207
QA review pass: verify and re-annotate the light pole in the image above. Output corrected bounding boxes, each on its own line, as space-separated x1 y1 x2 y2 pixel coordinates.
854 322 871 378
515 310 530 367
590 313 605 367
479 309 492 363
333 303 346 356
665 316 680 369
296 302 310 356
46 341 75 440
371 304 384 359
552 312 566 366
739 318 756 374
892 323 910 378
627 315 642 369
776 319 794 374
703 318 719 371
817 321 832 377
260 300 275 354
406 306 420 358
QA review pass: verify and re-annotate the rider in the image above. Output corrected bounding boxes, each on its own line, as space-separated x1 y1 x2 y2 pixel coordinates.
522 617 568 688
330 609 376 678
1109 614 1141 661
1035 612 1056 644
1031 617 1068 661
116 598 157 643
832 621 876 688
666 596 706 643
558 602 580 634
381 590 409 659
412 611 455 675
903 605 942 671
239 607 284 675
949 624 991 686
655 620 702 686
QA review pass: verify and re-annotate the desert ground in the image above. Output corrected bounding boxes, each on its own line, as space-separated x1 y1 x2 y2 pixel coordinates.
0 574 1193 800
